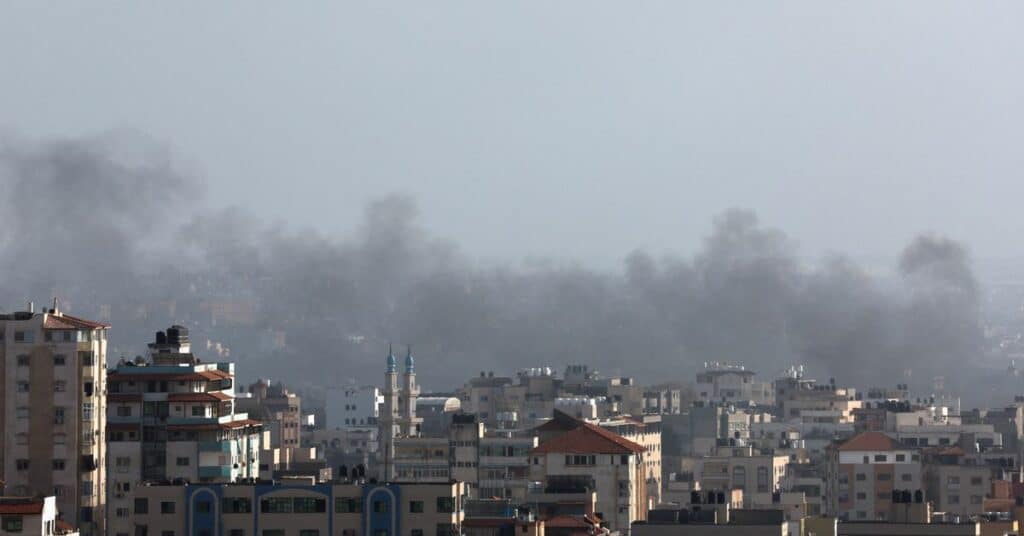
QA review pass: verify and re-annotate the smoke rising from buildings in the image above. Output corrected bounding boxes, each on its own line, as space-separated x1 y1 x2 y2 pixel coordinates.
0 134 986 396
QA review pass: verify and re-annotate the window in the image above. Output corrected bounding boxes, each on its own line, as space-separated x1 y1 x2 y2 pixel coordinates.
436 497 454 513
565 455 596 466
412 531 424 536
176 457 190 466
948 495 960 505
757 466 770 493
263 532 285 536
855 473 866 481
117 406 132 417
230 531 245 536
54 381 66 392
3 516 24 532
223 498 252 514
16 381 29 393
409 500 425 513
134 499 149 515
14 330 33 343
54 407 66 425
53 354 66 366
856 492 866 500
436 524 455 536
878 473 891 481
901 473 913 482
83 402 94 421
16 355 29 366
895 454 906 462
733 466 747 490
15 407 28 419
195 501 211 514
83 480 94 496
293 498 326 513
971 476 983 486
874 454 887 462
260 498 293 513
160 501 176 514
79 351 94 366
192 406 205 417
53 459 66 471
162 532 175 536
373 500 389 513
335 497 362 513
299 531 319 536
16 459 29 471
948 476 960 485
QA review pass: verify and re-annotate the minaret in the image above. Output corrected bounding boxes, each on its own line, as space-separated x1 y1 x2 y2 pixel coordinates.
380 345 399 480
401 346 422 437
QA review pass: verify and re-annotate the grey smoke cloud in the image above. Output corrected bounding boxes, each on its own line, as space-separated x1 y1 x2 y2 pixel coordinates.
0 133 986 398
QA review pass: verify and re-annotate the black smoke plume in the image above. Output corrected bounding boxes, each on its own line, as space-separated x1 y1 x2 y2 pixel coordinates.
0 134 988 400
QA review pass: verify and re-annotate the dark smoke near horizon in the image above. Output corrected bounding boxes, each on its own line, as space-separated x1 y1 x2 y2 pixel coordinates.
0 134 989 400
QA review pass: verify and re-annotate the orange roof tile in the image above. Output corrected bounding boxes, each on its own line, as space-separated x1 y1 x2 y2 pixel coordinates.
0 499 45 514
168 392 232 402
532 420 644 455
42 314 110 330
837 431 901 452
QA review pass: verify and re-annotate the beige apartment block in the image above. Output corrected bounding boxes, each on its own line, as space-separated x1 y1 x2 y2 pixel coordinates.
0 303 108 536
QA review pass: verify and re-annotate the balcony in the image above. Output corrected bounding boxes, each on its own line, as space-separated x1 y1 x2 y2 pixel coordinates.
198 466 231 479
199 441 232 453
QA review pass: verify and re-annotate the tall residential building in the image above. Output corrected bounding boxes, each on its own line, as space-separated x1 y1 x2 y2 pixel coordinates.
530 415 648 534
105 325 263 536
826 431 924 522
0 302 109 535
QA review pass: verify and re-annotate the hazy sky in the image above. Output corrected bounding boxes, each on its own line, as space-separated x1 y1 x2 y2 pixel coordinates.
2 2 1022 268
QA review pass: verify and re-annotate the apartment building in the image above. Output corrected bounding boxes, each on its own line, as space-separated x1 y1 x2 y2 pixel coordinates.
695 362 773 407
0 496 65 536
826 432 923 522
694 444 789 507
0 303 108 535
127 480 467 536
325 385 382 431
237 379 302 449
922 447 993 517
106 325 263 536
390 414 537 500
530 418 647 534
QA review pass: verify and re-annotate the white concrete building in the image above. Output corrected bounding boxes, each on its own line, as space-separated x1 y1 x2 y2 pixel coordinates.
326 384 382 430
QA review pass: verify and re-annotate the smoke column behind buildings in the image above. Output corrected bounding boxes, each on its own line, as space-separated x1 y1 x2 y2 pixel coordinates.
0 133 987 398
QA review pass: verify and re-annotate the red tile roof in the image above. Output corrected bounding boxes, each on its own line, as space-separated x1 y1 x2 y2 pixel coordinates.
837 431 901 452
166 419 262 432
0 499 45 514
532 420 644 455
168 392 232 402
543 516 592 528
109 370 231 382
42 313 110 330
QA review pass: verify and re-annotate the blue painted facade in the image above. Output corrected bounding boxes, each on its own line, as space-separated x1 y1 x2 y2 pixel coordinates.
176 482 412 536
